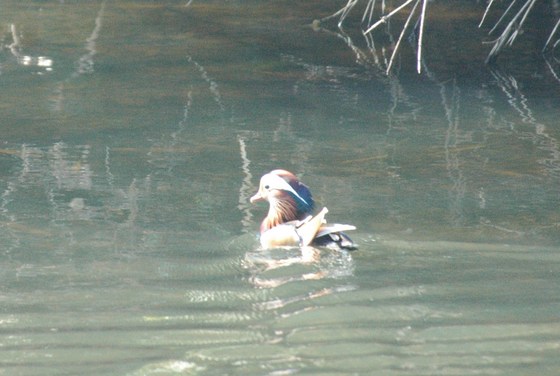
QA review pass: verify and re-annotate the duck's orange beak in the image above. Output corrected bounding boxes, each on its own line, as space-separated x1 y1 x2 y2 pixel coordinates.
249 189 265 203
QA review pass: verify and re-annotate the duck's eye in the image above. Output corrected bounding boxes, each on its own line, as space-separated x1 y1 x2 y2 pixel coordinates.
264 184 270 190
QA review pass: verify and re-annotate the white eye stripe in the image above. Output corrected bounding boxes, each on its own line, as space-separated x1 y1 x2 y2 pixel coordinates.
261 173 309 205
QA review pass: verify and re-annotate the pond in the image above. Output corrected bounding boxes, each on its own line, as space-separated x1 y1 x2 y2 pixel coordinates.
1 1 559 375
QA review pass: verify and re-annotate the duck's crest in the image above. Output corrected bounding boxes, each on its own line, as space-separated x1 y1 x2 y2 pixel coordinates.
270 169 314 214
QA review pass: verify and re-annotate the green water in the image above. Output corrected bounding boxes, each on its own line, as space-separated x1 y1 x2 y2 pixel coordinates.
1 1 560 375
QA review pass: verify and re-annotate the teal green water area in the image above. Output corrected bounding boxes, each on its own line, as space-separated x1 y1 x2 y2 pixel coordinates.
1 1 559 375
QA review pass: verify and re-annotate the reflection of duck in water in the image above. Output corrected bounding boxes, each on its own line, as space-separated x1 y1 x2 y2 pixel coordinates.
250 169 357 250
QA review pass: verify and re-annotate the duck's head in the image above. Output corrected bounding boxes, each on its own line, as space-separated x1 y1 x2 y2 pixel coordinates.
250 169 314 229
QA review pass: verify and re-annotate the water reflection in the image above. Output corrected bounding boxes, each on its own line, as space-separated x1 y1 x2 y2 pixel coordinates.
308 18 560 240
74 0 106 77
314 0 560 187
544 54 560 83
49 0 107 113
0 1 559 375
237 135 255 234
491 68 560 178
4 24 53 73
439 79 468 226
244 246 355 289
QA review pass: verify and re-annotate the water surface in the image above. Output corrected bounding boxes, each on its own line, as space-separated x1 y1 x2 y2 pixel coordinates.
1 1 559 375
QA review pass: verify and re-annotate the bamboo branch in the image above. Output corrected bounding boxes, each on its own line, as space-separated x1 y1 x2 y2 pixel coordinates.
543 18 560 52
338 0 360 28
363 0 416 34
326 0 558 72
319 0 359 27
509 0 536 46
362 0 377 25
486 0 537 62
386 0 420 74
489 0 518 35
544 57 560 83
478 0 495 28
416 0 428 74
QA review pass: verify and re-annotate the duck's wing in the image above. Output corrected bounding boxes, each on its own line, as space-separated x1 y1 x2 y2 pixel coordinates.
295 207 328 246
259 208 328 249
315 223 356 238
259 207 357 250
313 223 358 250
314 231 358 250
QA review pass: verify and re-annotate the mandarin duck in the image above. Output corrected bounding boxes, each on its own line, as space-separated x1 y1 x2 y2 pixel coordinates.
250 169 357 250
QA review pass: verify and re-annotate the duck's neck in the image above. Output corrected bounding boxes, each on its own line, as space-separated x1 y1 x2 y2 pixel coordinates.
261 198 301 232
